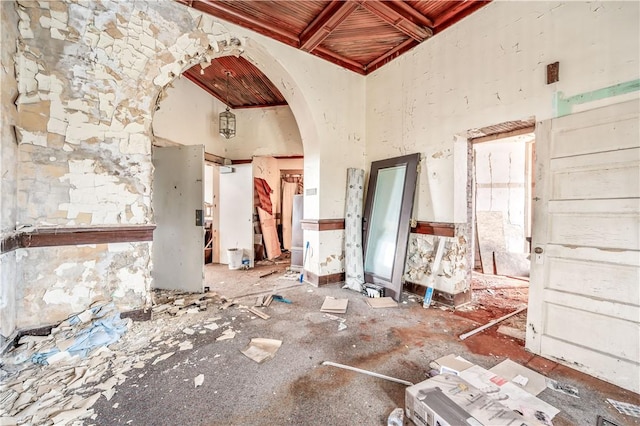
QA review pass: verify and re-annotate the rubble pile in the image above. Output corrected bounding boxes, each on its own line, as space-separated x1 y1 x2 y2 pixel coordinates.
0 290 237 425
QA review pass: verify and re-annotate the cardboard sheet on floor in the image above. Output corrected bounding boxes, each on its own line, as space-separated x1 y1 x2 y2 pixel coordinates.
241 338 282 363
320 297 348 314
433 354 474 375
365 297 397 308
489 359 547 396
459 364 559 424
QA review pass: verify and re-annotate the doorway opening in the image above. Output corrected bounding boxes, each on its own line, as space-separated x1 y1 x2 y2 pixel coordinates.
458 122 536 342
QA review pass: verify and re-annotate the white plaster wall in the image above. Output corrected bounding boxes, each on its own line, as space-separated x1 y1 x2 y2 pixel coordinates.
474 139 528 252
153 77 225 157
225 107 303 160
367 1 640 223
219 164 254 265
153 77 304 160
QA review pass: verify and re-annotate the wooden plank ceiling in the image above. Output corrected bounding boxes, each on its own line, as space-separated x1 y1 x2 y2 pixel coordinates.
178 0 490 108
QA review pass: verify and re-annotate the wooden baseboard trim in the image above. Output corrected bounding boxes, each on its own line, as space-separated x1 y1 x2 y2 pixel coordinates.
1 225 156 254
300 219 345 231
411 221 455 237
303 270 345 287
403 281 472 307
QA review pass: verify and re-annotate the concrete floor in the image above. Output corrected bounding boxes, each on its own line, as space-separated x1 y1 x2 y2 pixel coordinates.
90 263 640 426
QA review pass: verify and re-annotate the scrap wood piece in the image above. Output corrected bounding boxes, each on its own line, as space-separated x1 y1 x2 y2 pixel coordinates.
459 304 527 340
320 297 348 314
259 270 277 278
241 338 282 363
247 307 270 320
322 361 413 386
365 296 398 309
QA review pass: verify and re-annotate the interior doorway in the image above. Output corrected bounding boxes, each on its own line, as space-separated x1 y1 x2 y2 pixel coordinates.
472 132 535 279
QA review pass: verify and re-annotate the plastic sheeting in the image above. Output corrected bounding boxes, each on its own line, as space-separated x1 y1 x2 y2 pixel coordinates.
31 303 129 365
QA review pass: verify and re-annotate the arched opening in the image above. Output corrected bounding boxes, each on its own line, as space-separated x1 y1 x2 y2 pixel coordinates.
148 33 316 294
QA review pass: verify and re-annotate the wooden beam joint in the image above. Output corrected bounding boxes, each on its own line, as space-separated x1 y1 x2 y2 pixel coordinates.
359 1 433 42
300 0 360 51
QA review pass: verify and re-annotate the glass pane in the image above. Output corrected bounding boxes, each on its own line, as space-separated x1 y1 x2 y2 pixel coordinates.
364 165 406 279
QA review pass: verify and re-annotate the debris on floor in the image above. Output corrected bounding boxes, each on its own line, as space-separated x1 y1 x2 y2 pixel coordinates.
272 294 292 304
152 289 225 317
28 302 129 365
607 398 640 418
365 296 398 309
323 313 347 331
0 287 249 426
255 295 273 307
247 307 270 320
320 296 349 314
322 361 414 386
432 353 474 375
216 329 237 341
424 355 562 425
406 373 541 426
489 359 547 396
460 364 558 424
241 338 282 363
387 407 405 426
459 304 527 340
279 270 301 280
546 378 580 398
194 374 204 388
259 270 277 278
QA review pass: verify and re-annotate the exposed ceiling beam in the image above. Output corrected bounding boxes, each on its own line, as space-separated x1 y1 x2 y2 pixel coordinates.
299 1 359 52
365 38 419 73
433 1 489 30
359 1 433 42
192 0 299 47
312 46 367 75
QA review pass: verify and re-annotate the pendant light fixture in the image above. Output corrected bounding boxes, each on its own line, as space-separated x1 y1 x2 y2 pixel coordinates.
219 70 236 139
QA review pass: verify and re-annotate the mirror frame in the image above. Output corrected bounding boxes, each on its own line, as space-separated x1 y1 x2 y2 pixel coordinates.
362 153 420 301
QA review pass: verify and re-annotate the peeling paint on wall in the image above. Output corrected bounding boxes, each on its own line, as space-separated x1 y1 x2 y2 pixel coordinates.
16 243 152 330
404 233 469 295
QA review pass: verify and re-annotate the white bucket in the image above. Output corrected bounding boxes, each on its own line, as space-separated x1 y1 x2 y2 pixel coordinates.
227 248 243 270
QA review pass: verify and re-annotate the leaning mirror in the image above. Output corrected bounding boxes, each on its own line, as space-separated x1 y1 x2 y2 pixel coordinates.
362 153 420 301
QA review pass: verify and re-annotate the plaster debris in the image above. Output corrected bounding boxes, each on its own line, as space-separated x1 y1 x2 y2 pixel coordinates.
216 329 236 341
194 374 204 388
241 338 282 364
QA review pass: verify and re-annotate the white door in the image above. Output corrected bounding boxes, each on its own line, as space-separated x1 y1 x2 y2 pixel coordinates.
152 145 204 292
219 164 254 267
527 100 640 393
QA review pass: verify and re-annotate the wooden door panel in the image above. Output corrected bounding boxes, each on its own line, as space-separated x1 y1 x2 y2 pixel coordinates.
527 100 640 394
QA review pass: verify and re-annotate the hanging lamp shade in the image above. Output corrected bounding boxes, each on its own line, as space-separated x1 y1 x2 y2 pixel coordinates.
219 71 236 139
219 107 236 139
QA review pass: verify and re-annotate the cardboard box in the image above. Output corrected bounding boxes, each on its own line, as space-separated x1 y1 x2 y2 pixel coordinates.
405 373 543 426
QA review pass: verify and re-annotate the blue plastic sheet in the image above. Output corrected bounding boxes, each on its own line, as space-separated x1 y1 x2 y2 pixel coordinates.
31 303 128 365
